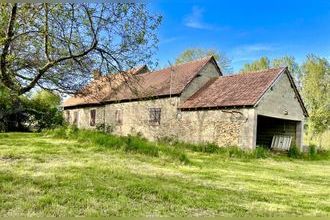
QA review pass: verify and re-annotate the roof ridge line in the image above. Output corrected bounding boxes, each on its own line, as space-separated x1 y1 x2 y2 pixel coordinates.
237 66 286 75
137 55 214 77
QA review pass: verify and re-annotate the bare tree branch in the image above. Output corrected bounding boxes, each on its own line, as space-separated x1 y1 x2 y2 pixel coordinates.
19 40 98 94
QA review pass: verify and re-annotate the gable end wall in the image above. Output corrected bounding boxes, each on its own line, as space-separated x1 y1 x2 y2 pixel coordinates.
180 62 220 101
256 72 305 121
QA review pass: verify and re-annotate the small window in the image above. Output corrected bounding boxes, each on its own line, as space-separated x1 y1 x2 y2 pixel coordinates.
149 108 161 124
66 111 71 122
90 109 96 126
115 109 123 125
73 111 79 125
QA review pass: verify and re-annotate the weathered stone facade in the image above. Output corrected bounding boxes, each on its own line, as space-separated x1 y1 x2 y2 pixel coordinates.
104 97 180 139
65 106 104 129
64 97 256 148
63 60 307 149
179 108 256 148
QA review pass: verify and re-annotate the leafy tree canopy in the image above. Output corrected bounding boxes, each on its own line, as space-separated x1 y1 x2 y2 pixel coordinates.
272 56 301 88
241 56 302 88
0 3 162 95
175 48 232 74
241 56 270 72
301 54 330 138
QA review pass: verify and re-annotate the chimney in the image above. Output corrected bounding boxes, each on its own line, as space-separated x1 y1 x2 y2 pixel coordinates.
93 69 101 80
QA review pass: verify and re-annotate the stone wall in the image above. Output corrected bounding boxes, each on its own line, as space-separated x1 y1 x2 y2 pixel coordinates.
64 106 104 129
104 97 180 140
63 101 256 149
104 97 255 148
179 108 256 148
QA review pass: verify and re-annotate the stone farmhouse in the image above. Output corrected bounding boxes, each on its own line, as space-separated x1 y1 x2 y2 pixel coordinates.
63 56 308 149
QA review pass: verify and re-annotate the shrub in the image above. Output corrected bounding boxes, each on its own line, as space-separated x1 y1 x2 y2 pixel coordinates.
157 136 179 146
288 145 301 158
96 123 105 132
123 135 159 157
45 127 66 138
222 146 250 158
254 146 270 159
96 123 114 133
196 143 219 153
27 90 64 131
308 144 317 159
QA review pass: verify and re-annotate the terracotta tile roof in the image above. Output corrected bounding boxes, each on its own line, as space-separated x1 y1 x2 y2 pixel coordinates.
63 66 148 107
63 57 216 107
102 56 216 102
179 67 286 109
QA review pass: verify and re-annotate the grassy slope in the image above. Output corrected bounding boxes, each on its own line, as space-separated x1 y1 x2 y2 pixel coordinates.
0 133 329 217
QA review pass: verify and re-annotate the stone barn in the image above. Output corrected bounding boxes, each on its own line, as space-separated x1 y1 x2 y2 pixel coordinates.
63 56 308 149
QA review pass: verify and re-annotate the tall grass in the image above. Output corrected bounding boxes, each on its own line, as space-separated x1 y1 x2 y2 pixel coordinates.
45 126 329 163
157 136 270 159
44 126 190 164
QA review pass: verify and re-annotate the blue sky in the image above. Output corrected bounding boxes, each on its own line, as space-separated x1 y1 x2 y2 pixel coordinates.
149 0 330 72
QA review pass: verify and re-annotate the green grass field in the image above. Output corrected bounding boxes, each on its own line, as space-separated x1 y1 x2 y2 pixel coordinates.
0 132 329 217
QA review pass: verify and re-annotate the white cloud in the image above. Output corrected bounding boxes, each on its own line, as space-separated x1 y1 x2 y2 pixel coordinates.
233 43 277 55
184 6 214 30
230 43 280 68
230 43 279 62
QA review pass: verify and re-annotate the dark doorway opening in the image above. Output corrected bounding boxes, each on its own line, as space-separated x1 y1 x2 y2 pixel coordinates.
256 115 297 148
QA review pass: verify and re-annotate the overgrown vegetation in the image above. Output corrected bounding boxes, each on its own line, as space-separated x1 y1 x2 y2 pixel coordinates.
287 144 329 160
45 127 329 162
45 126 190 164
0 132 329 217
0 89 64 132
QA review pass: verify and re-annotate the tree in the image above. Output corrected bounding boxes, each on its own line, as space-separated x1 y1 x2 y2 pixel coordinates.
241 56 270 72
27 90 64 131
301 54 330 143
0 3 161 95
272 56 301 88
241 56 302 88
175 48 232 74
0 87 64 131
0 85 22 131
